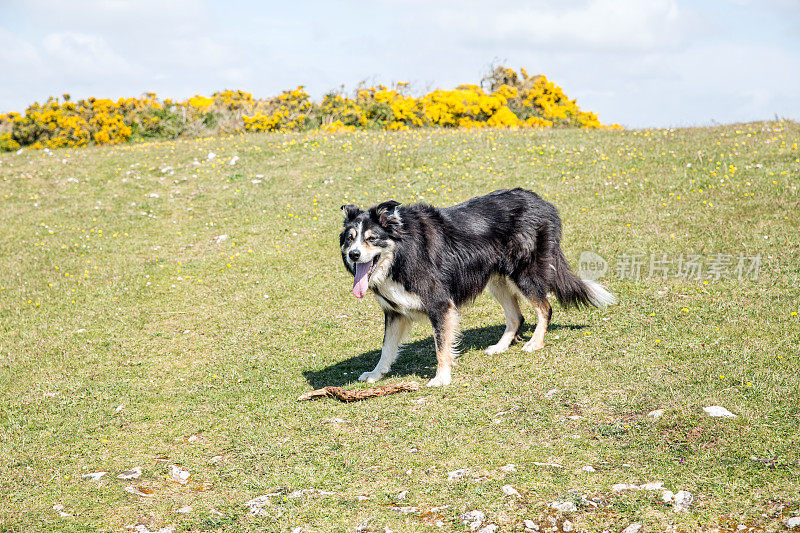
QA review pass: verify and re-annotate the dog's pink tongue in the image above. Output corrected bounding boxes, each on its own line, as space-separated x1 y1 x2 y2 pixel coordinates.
352 262 370 298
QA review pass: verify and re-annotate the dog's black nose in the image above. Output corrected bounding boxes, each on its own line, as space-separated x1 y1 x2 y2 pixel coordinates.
349 249 361 261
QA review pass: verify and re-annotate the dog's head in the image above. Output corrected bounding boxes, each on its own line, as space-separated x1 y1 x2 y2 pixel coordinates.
340 200 402 298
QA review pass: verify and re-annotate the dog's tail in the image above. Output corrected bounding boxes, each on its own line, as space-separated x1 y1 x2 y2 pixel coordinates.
550 247 617 309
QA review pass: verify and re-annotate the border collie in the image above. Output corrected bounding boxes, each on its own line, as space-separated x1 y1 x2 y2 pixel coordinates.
340 188 615 387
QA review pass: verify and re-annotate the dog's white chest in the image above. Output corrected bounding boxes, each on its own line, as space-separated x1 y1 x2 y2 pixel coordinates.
371 278 424 315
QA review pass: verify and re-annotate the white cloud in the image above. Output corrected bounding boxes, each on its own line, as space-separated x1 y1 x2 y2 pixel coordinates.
0 28 41 69
42 32 137 79
20 0 210 34
403 0 689 52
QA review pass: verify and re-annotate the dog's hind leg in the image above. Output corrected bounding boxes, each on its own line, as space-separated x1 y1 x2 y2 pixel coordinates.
522 298 552 352
359 311 413 383
426 303 460 387
485 277 524 355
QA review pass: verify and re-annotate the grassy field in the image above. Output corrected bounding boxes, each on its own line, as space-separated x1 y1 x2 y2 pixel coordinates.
1 122 799 533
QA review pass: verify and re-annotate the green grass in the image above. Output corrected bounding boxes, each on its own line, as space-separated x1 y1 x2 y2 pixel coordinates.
1 123 799 532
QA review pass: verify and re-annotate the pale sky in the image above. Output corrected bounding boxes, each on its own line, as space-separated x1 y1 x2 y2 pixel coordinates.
2 0 798 128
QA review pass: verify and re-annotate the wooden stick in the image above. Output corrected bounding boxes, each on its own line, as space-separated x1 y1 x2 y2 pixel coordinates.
298 382 419 402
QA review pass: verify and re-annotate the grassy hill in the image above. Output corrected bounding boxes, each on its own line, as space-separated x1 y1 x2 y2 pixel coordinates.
1 122 798 532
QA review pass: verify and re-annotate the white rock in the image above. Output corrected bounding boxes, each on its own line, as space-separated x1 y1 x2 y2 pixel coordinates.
391 506 420 514
176 506 192 514
621 524 641 533
580 495 599 508
673 490 693 511
210 455 223 464
661 490 675 502
246 495 272 516
396 490 408 500
477 526 498 533
639 481 664 491
214 234 229 244
251 179 262 184
82 472 107 481
562 519 574 532
533 462 564 468
648 409 664 418
550 501 577 512
736 525 746 531
229 156 239 166
448 468 469 481
523 519 539 530
206 151 216 161
149 193 159 198
785 516 800 528
703 406 736 418
500 464 517 472
462 510 485 531
325 417 346 424
462 510 485 522
169 465 190 484
288 488 333 498
581 465 596 473
612 483 637 492
124 486 154 497
502 484 520 497
118 466 142 479
545 389 558 398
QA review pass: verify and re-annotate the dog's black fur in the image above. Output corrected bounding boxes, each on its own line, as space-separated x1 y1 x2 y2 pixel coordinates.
340 188 614 386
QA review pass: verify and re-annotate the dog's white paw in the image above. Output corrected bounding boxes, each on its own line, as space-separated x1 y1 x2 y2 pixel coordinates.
426 373 452 387
521 340 544 352
358 371 383 383
484 343 509 355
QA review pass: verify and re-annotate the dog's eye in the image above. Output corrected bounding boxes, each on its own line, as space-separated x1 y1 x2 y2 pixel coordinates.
366 236 377 244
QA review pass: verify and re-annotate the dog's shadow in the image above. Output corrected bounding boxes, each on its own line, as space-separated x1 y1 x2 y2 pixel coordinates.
302 322 586 389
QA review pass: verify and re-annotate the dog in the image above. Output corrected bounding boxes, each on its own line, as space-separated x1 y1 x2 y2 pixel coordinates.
339 188 616 387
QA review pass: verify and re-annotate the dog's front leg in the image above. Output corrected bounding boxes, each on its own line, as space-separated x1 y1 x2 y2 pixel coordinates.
359 311 412 383
426 303 460 387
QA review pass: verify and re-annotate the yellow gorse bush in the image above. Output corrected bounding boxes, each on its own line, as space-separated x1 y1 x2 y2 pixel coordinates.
0 67 618 151
187 96 214 108
242 86 312 132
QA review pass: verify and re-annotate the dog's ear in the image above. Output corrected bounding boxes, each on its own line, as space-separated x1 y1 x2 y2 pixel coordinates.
341 204 361 222
374 200 401 228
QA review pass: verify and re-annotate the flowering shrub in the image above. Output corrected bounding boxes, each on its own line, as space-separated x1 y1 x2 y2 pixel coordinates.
0 67 618 151
213 90 254 110
318 93 367 129
242 86 312 132
355 84 424 130
187 96 214 108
